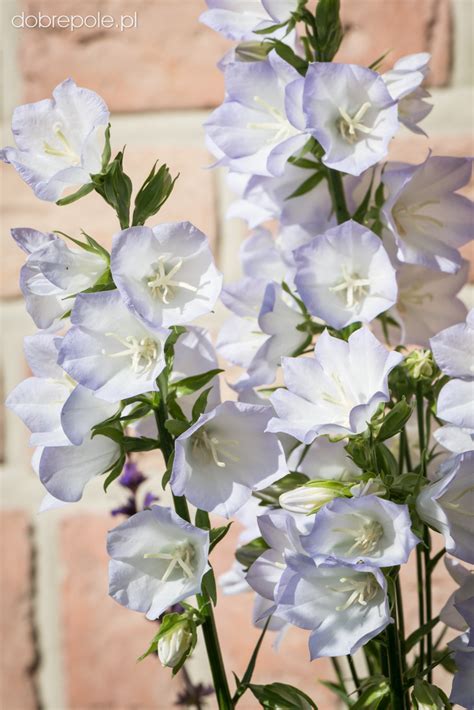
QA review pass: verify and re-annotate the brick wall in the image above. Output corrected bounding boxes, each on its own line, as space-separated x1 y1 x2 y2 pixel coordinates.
1 1 473 708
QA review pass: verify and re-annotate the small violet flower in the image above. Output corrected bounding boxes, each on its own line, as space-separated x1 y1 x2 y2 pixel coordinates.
107 506 210 620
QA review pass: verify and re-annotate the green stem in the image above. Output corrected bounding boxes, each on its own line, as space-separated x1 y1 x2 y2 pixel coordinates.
386 620 406 710
331 657 348 696
326 169 350 223
416 382 433 682
156 373 233 709
346 655 361 697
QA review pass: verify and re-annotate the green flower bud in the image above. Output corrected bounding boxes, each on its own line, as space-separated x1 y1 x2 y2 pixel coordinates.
157 622 193 669
405 349 434 380
279 480 352 514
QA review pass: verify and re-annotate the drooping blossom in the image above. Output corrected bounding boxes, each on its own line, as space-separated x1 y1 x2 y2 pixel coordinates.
268 327 403 443
200 0 299 40
1 78 109 201
294 220 397 329
294 437 362 482
111 222 222 329
12 229 107 329
58 290 170 402
430 309 474 380
205 54 307 177
382 53 432 134
448 634 474 710
416 451 474 564
302 495 419 567
382 155 473 273
274 554 391 659
303 62 398 176
170 401 288 517
108 506 210 619
440 558 474 632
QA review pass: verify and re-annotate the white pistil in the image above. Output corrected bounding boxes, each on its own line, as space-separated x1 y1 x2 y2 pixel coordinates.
247 95 298 144
393 200 443 236
143 542 195 583
329 574 379 611
321 373 355 414
147 256 198 304
334 518 384 555
338 102 373 143
103 333 158 374
43 122 81 165
192 428 240 468
329 264 371 308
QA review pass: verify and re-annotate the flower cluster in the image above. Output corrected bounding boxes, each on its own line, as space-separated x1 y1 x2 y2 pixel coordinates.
3 2 473 709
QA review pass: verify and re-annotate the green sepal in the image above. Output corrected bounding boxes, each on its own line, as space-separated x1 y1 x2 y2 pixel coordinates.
56 182 94 206
286 170 324 199
201 568 217 606
253 471 309 505
103 454 126 492
132 162 179 226
248 681 318 709
209 523 232 552
235 537 270 569
376 399 414 442
173 368 223 397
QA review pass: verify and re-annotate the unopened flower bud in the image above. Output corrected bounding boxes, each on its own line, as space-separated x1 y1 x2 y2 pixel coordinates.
235 41 272 62
350 478 387 498
405 349 434 380
279 481 351 514
157 623 193 668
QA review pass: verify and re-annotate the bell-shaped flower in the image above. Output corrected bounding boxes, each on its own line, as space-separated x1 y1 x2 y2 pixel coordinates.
205 54 307 177
382 53 432 134
6 332 72 447
170 401 288 517
382 155 473 273
417 451 474 563
235 282 308 391
440 558 474 632
387 261 468 347
268 327 403 443
294 437 362 482
303 63 398 176
239 229 289 283
448 634 474 710
1 78 109 201
13 229 108 329
434 425 474 455
430 309 474 380
437 379 474 431
111 222 222 329
38 385 119 502
275 554 391 659
302 494 419 567
58 290 169 402
108 506 210 620
294 220 397 329
200 0 298 40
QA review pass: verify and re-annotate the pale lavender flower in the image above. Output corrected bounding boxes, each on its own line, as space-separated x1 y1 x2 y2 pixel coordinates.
205 54 307 176
295 437 362 482
294 220 397 329
430 309 474 380
12 229 107 330
275 554 391 659
170 401 288 517
111 222 222 329
448 634 474 710
382 53 432 134
58 290 169 402
440 558 474 632
416 452 474 563
382 155 473 273
437 379 474 431
1 78 109 201
302 495 419 567
200 0 299 40
108 506 210 620
303 63 398 176
268 328 403 443
434 426 474 455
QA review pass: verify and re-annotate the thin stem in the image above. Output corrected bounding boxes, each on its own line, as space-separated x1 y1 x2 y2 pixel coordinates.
395 576 407 674
346 655 361 697
330 657 347 695
156 373 233 709
386 620 406 710
433 624 449 650
233 618 270 704
398 428 407 475
416 382 433 681
326 168 351 223
416 546 425 669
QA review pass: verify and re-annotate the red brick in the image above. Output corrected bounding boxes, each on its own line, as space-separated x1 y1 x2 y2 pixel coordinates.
60 514 184 709
338 0 452 86
18 0 229 111
1 143 217 299
0 511 36 710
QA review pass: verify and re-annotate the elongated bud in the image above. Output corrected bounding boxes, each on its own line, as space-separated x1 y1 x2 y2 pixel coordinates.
157 623 193 668
235 41 273 62
279 480 352 514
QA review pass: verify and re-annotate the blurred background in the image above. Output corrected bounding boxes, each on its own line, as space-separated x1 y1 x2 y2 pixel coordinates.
0 1 473 708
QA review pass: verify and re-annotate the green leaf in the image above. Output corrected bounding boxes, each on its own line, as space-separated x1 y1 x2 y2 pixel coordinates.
173 368 223 397
164 419 189 437
412 678 451 709
209 523 232 552
191 387 213 422
253 19 290 35
352 170 375 224
376 399 413 442
137 612 181 661
350 679 390 710
368 50 391 72
405 616 440 652
132 162 179 226
286 171 324 199
56 182 95 206
195 508 211 530
271 40 308 76
92 150 132 229
91 424 124 444
235 537 270 569
253 472 309 505
123 436 158 453
375 443 398 478
103 454 126 492
161 451 174 489
318 680 354 706
201 568 217 606
249 682 318 709
314 0 343 61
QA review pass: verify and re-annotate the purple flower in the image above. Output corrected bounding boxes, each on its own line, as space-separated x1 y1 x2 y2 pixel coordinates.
119 461 146 492
303 63 398 176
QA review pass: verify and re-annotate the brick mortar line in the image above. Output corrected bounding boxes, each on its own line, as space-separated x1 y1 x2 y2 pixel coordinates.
26 522 43 710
